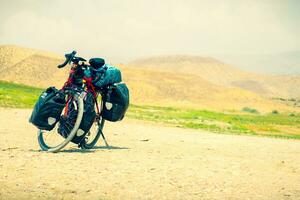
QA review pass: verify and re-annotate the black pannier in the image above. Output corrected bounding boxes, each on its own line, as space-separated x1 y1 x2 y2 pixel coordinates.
102 83 129 122
93 65 122 88
29 87 66 131
58 92 96 144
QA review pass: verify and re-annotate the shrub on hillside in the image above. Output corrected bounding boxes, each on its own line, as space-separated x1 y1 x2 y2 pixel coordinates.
242 107 259 114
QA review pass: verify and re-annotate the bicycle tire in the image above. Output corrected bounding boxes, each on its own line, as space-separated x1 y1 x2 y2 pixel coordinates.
37 93 84 153
80 117 105 149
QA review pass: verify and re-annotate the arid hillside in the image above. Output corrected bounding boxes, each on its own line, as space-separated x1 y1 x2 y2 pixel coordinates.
120 65 294 112
129 56 300 98
0 45 68 88
0 45 298 112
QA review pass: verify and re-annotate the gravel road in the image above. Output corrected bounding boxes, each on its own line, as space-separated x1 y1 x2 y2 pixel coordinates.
0 109 300 200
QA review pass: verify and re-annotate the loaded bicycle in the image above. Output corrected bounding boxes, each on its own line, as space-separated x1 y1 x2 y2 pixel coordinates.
29 51 129 152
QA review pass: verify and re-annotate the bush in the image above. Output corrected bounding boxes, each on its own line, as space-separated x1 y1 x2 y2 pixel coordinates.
279 98 286 101
289 113 296 117
272 110 279 114
242 107 259 114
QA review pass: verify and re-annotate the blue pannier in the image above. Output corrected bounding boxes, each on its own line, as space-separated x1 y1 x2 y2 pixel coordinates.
93 64 122 88
58 92 96 144
29 87 66 130
102 83 129 122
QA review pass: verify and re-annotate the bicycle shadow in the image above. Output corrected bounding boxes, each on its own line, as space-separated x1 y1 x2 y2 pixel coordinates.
55 145 130 153
92 145 130 150
29 145 130 153
29 148 95 153
59 149 95 153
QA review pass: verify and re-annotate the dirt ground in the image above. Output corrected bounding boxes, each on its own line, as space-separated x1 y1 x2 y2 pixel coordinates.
0 109 300 200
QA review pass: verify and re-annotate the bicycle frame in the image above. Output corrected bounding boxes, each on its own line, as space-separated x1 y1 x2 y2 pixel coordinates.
61 63 103 117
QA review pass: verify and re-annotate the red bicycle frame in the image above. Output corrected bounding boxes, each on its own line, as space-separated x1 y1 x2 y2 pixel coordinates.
62 65 101 117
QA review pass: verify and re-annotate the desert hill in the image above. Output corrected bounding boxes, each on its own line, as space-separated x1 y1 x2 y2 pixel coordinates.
120 65 292 112
0 45 69 88
0 45 298 112
129 56 300 98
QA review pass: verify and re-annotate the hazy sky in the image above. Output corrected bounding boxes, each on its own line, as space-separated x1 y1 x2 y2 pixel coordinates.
0 0 299 65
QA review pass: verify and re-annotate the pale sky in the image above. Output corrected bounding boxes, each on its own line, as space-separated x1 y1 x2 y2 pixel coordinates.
0 0 299 72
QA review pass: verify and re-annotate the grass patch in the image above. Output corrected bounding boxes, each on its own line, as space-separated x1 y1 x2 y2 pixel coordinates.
1 80 300 139
128 104 300 139
0 81 43 108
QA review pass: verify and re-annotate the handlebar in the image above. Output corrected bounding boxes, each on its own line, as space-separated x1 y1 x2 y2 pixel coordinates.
57 51 77 68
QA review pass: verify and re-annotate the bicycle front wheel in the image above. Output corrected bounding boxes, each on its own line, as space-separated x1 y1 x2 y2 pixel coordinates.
37 93 84 153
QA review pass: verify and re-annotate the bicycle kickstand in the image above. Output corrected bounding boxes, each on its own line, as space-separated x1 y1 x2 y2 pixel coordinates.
100 131 109 147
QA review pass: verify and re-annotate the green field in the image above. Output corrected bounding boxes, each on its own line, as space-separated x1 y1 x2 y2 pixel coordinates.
128 105 300 139
0 81 43 108
1 81 300 139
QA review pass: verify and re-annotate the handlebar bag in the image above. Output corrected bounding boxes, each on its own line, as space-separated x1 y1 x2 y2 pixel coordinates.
89 58 105 69
94 65 122 88
29 87 66 131
102 83 129 122
58 92 96 144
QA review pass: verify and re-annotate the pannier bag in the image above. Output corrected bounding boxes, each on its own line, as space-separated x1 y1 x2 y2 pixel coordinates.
29 87 66 131
94 64 122 88
58 92 96 144
102 83 129 122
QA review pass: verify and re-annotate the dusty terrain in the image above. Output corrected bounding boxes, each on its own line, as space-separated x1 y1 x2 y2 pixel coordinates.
1 109 300 200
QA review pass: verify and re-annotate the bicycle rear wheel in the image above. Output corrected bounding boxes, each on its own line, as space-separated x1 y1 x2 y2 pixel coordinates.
80 117 106 149
37 93 84 152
